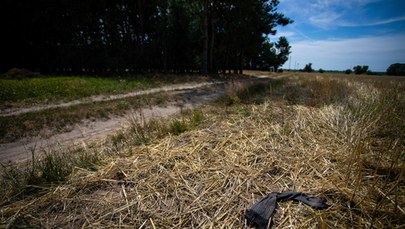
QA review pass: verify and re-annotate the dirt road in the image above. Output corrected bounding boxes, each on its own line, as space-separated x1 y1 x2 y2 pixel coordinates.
0 81 221 117
1 79 268 163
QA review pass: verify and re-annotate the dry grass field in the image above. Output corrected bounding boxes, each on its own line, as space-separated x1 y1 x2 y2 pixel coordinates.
1 72 404 228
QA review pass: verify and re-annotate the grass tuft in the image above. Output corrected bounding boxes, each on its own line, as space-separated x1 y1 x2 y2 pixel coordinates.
1 145 100 203
169 119 188 135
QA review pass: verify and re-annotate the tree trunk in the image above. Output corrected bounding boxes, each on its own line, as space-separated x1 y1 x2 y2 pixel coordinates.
161 0 168 73
238 50 243 74
208 5 215 73
233 54 238 74
202 0 209 74
137 0 145 56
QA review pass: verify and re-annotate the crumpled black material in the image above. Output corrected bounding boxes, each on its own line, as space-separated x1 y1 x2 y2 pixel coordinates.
245 192 329 228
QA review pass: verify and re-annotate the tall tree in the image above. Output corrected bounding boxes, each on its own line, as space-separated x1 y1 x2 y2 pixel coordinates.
274 36 291 71
202 0 209 74
303 63 313 72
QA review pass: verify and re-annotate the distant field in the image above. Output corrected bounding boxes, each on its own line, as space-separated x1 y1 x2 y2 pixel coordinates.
0 76 160 109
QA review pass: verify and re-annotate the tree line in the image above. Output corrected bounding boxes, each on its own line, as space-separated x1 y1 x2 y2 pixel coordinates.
0 0 293 75
301 63 405 76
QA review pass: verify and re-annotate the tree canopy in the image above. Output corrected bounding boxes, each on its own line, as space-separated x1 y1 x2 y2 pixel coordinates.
303 63 313 72
353 65 369 75
0 0 292 74
387 63 405 76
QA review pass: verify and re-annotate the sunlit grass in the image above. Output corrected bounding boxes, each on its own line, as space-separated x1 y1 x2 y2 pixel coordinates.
0 76 158 109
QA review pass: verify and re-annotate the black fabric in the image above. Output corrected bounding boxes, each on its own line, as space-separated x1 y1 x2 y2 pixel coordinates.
245 192 329 228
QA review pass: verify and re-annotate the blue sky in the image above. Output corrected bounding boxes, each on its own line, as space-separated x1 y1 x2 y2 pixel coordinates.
271 0 405 72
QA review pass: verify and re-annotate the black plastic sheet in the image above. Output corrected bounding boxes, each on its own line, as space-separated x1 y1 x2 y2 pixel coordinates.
245 192 329 228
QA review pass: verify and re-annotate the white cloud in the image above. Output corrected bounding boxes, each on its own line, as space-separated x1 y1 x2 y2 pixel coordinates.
306 0 382 11
309 11 342 29
276 31 297 38
271 30 298 42
273 26 313 41
279 0 387 29
284 33 405 71
339 16 405 27
277 0 405 71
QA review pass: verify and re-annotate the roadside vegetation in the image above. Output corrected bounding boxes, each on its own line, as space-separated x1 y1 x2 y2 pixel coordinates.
1 72 404 228
0 73 211 110
0 76 156 109
0 72 215 143
0 92 167 143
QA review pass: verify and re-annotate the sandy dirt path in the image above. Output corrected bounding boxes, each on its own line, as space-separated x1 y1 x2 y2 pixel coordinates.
0 81 221 117
1 79 257 163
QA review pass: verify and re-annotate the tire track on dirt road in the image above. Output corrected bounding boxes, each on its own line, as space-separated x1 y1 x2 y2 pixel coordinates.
1 78 272 163
0 81 223 117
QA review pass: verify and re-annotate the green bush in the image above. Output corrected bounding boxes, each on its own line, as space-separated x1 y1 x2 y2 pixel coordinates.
1 68 40 79
303 63 313 72
353 65 368 74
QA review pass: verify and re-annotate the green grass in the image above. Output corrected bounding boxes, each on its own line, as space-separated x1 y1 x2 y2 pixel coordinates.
111 109 206 149
0 76 159 109
169 119 188 135
0 93 165 143
0 73 209 143
1 145 100 202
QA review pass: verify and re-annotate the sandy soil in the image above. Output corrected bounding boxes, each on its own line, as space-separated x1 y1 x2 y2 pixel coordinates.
1 79 265 163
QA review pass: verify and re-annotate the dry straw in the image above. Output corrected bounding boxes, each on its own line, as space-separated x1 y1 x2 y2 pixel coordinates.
1 73 404 228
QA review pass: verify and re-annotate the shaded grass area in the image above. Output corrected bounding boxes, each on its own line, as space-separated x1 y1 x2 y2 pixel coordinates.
0 73 212 110
1 73 404 228
0 76 161 109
